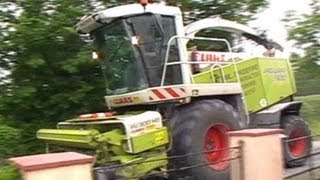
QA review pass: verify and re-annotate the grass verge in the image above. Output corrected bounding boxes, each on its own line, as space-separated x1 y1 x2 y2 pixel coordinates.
296 94 320 135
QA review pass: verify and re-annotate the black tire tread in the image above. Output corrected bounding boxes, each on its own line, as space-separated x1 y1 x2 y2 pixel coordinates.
281 115 312 168
168 99 241 180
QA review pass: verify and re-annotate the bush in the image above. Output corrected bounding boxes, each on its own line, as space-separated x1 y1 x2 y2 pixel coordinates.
0 124 22 158
0 119 56 159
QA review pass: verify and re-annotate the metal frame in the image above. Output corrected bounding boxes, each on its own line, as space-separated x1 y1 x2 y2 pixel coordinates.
76 3 182 33
161 35 241 86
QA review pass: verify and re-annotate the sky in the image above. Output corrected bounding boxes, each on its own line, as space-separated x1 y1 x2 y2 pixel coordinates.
249 0 311 55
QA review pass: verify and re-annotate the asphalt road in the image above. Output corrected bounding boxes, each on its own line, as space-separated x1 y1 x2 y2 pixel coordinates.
285 141 320 179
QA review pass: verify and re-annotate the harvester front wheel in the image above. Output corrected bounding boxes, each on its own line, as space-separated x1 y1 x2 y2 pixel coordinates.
168 99 242 180
281 115 312 167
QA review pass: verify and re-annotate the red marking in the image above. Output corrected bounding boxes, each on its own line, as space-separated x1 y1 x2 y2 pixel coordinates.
105 112 114 116
79 112 114 118
199 52 226 62
152 89 166 99
165 88 180 98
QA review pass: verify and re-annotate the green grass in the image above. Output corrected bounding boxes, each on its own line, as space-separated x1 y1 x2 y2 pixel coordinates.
296 94 320 134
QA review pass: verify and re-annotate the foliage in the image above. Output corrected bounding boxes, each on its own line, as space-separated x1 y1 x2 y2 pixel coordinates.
176 0 267 24
285 0 320 95
0 124 22 157
102 0 268 23
0 1 106 123
0 163 22 180
0 121 48 157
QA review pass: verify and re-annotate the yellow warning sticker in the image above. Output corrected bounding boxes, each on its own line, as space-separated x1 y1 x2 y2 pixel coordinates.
155 131 165 144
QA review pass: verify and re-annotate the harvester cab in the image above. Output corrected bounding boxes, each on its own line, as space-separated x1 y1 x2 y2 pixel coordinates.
77 3 186 96
37 2 312 180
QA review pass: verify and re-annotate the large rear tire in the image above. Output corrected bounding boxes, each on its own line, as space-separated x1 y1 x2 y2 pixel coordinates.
281 115 312 168
168 99 242 180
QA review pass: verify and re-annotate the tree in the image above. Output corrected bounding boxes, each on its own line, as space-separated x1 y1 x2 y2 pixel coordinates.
285 0 320 95
100 0 268 23
0 1 106 123
0 0 269 124
170 0 269 51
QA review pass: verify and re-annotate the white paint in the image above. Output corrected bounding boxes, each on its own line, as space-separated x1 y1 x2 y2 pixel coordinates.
259 98 268 107
185 17 258 38
118 111 163 137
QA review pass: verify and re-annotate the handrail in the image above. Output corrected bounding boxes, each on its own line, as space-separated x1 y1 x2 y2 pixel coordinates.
210 64 226 83
162 61 231 83
161 35 240 86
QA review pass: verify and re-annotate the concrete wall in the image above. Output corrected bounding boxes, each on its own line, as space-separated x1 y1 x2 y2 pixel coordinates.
10 152 94 180
24 163 92 180
229 129 284 180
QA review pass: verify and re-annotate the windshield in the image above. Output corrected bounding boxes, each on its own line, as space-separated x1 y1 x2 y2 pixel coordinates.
92 19 148 95
91 14 181 95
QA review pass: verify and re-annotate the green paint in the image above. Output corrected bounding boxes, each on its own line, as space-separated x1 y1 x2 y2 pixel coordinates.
116 152 167 179
37 129 100 148
37 126 169 176
259 59 296 106
95 129 125 146
129 127 169 153
193 58 296 113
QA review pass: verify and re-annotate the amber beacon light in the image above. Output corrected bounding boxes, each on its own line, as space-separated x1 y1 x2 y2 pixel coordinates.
140 0 148 6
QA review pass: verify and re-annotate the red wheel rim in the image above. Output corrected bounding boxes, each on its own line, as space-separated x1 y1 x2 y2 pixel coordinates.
289 128 307 157
204 124 230 171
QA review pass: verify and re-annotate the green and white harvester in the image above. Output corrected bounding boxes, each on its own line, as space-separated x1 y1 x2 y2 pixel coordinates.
37 1 311 179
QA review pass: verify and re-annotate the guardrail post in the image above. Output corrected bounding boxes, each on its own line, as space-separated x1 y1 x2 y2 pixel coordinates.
228 129 284 180
10 152 94 180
